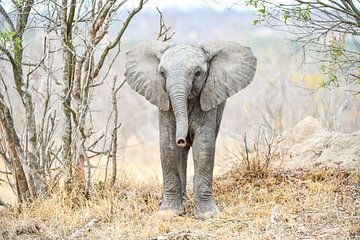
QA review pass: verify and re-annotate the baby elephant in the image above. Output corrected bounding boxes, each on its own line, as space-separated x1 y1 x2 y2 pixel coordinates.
125 41 256 218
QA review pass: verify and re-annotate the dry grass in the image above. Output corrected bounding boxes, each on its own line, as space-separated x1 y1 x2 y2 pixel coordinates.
0 167 359 240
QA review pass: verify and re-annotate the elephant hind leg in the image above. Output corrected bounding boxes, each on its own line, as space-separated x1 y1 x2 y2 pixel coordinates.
215 102 226 137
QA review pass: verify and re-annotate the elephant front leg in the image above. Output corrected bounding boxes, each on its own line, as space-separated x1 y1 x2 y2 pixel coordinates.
192 116 219 219
159 147 189 215
159 111 189 215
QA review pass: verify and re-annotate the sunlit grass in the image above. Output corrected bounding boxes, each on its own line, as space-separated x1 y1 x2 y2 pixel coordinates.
1 166 358 239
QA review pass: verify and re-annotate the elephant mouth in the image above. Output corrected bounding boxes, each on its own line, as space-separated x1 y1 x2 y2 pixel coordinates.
176 138 187 147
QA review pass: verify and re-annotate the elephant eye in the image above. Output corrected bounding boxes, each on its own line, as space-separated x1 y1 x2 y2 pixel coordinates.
159 69 166 78
194 70 202 77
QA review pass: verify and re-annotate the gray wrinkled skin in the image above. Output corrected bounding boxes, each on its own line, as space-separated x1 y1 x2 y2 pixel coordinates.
125 41 257 218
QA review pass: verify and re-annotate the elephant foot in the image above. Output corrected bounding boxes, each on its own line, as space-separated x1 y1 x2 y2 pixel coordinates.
159 197 184 216
194 199 219 219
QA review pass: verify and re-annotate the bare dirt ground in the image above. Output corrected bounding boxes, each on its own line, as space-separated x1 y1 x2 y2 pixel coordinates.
0 167 359 240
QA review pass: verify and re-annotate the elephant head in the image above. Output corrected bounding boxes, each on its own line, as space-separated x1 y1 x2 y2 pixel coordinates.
125 41 257 147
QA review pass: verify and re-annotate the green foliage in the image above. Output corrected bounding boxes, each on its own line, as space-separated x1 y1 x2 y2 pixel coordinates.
0 29 22 53
246 0 266 25
246 1 312 25
252 19 260 26
295 4 311 21
257 3 266 16
98 180 104 190
283 9 290 24
319 36 348 88
1 29 15 42
14 0 24 7
245 0 358 89
245 0 260 8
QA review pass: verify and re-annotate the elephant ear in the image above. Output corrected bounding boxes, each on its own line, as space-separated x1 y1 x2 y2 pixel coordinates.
200 41 257 111
125 41 171 111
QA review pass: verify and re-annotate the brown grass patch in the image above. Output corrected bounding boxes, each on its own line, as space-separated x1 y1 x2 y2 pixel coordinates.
0 168 359 239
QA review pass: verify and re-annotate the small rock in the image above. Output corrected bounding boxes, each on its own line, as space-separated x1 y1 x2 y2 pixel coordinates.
70 219 99 239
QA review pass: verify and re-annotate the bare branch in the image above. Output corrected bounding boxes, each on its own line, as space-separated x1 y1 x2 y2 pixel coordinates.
156 7 175 41
245 0 360 89
92 0 146 79
0 4 16 31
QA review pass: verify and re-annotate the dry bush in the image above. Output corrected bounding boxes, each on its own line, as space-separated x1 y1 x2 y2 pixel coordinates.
226 128 282 179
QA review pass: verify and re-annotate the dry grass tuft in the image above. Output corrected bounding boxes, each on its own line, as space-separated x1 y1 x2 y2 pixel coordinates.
1 166 359 239
226 130 282 180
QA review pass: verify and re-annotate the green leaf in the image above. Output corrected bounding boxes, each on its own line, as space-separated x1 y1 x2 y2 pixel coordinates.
283 9 290 24
3 31 7 40
15 0 23 7
258 3 266 16
98 180 103 189
245 0 259 8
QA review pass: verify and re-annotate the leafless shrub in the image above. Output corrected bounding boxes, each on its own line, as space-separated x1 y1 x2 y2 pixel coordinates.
228 128 281 179
0 0 151 202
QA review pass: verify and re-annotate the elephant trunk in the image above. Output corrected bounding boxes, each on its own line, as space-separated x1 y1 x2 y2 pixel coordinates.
168 81 189 147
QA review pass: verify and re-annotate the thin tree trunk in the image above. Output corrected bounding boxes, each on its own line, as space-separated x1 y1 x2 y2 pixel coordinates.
5 0 43 197
0 95 31 202
24 92 45 195
110 81 119 187
60 0 75 191
74 54 91 195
